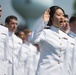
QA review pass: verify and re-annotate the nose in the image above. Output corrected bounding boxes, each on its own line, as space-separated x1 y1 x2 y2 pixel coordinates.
61 15 64 19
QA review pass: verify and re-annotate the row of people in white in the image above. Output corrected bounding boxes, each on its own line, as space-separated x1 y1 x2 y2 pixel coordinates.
0 15 40 75
1 5 76 75
19 41 40 75
0 4 40 75
17 29 40 75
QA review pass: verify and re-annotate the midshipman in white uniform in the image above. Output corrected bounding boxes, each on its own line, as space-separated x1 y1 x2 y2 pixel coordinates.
5 15 22 75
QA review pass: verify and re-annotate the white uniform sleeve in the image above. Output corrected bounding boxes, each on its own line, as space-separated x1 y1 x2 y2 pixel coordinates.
29 18 47 44
4 29 9 61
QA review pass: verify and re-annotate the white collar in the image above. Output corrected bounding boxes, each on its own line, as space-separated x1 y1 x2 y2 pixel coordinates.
69 31 76 38
50 25 60 33
50 25 68 39
9 31 14 36
24 41 30 45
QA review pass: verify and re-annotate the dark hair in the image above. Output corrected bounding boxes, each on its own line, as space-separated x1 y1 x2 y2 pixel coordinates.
23 29 32 35
15 30 24 36
5 15 17 23
64 14 68 18
47 6 65 26
69 16 76 23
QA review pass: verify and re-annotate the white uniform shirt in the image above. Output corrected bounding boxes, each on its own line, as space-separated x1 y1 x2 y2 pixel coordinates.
0 25 8 75
35 50 40 73
29 18 73 75
7 32 22 75
19 41 39 75
68 31 76 75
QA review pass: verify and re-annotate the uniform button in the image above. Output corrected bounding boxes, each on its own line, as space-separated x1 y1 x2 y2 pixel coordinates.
58 61 60 64
59 56 61 58
59 37 61 39
60 43 62 45
60 49 62 51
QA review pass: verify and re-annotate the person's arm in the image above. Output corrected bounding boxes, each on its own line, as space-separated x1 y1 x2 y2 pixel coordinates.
3 27 9 75
29 9 50 44
4 28 9 61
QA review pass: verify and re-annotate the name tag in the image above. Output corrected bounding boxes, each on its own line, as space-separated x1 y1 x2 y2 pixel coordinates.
71 43 75 46
1 33 7 35
18 42 22 44
62 37 68 40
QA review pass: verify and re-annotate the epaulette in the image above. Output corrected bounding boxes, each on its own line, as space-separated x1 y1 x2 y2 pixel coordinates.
0 24 5 27
44 26 50 29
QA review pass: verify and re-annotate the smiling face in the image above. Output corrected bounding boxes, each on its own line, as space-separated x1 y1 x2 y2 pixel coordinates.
52 9 64 28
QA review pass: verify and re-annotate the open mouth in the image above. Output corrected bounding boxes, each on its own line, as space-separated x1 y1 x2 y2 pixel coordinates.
59 21 63 23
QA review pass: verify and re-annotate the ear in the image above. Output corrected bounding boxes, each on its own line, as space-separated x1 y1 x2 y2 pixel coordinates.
5 23 8 27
